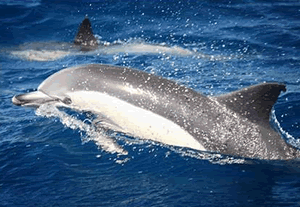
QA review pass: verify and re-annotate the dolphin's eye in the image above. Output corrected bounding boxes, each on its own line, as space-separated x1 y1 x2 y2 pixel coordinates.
62 97 72 105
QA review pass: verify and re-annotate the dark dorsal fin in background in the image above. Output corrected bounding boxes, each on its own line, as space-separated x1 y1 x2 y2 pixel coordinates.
74 17 98 48
215 83 286 127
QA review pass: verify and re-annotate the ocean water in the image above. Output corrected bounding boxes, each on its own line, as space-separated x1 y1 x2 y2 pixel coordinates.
1 0 300 206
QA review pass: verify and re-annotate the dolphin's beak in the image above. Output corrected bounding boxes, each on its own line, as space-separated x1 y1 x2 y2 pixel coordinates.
12 91 58 107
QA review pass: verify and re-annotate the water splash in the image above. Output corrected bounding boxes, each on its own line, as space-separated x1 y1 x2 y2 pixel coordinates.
169 147 247 165
123 137 247 165
10 50 70 61
35 104 127 155
271 108 300 149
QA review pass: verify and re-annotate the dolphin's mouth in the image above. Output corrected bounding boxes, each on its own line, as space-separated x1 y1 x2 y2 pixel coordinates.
12 91 59 107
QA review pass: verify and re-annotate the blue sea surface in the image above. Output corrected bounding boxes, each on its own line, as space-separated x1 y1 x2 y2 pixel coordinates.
1 0 300 206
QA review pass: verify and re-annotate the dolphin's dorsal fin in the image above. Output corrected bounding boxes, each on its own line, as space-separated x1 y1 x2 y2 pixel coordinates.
74 17 98 47
215 83 286 127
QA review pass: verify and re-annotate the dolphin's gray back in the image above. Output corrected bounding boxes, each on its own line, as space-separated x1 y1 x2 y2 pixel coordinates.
39 64 299 160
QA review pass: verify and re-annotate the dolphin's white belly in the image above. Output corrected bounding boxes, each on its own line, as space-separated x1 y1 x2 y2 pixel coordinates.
67 91 206 151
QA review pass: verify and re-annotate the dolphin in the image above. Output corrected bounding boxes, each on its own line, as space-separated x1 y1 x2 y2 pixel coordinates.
7 17 230 61
12 64 299 160
8 17 98 61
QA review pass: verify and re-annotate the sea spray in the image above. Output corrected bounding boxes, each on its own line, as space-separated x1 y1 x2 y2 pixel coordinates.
35 104 127 155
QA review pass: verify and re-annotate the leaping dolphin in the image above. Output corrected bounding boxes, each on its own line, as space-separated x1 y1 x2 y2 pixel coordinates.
12 64 300 160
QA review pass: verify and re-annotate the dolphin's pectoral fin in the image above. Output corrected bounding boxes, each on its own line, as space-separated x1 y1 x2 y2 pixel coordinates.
93 116 124 133
215 83 286 127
